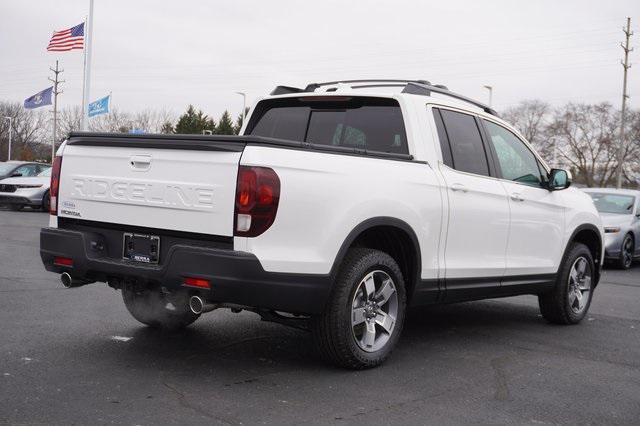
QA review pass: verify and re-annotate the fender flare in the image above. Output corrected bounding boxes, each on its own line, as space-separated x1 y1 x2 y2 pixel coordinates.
328 216 422 285
560 223 603 285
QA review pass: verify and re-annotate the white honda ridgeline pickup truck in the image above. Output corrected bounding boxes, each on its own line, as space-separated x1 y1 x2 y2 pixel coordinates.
41 79 603 369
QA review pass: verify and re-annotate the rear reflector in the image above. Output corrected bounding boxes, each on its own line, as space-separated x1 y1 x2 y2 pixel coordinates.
183 277 211 289
54 256 73 267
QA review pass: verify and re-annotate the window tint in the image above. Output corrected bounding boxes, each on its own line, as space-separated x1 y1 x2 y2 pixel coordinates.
248 97 408 154
250 106 310 141
483 120 544 187
14 164 39 177
432 109 453 167
439 110 489 176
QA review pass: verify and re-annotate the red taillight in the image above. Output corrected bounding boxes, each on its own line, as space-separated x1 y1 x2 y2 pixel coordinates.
54 256 73 267
183 277 211 289
50 155 62 215
234 166 280 237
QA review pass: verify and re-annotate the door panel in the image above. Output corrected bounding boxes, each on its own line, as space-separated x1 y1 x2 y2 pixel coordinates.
481 118 565 276
440 165 510 297
500 181 565 276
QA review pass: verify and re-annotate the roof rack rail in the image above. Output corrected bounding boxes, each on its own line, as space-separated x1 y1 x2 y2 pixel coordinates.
304 79 431 92
268 79 498 116
401 82 498 116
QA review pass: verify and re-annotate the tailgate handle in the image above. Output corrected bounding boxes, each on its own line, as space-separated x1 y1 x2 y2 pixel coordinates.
130 155 152 170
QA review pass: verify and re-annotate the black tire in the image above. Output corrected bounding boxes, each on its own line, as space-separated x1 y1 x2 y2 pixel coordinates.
617 233 634 270
9 204 23 211
311 248 407 369
538 242 595 325
122 285 199 330
42 191 50 212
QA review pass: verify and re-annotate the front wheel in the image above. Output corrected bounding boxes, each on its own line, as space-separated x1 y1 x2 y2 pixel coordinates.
42 191 50 212
617 234 634 269
311 248 407 369
122 285 200 330
538 242 594 324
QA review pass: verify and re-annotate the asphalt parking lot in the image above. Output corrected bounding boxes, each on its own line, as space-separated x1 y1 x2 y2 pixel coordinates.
1 209 639 425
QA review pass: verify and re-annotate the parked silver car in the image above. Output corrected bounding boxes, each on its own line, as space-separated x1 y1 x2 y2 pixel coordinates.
0 161 48 180
0 166 52 211
582 188 640 269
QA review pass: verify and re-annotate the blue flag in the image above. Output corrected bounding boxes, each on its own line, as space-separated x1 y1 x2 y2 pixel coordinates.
88 94 110 117
24 87 53 109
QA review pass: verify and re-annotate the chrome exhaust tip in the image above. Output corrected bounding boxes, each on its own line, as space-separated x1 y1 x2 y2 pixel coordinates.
189 295 217 315
60 272 73 289
60 272 94 289
189 295 204 315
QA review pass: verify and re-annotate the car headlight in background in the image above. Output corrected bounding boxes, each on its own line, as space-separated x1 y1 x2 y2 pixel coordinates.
604 226 621 233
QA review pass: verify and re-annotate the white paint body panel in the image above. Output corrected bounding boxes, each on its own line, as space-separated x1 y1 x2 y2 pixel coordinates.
438 164 510 278
57 145 241 236
238 145 443 277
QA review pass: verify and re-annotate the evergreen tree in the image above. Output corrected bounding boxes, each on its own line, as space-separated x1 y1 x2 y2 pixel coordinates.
233 107 249 134
175 105 215 134
215 110 235 135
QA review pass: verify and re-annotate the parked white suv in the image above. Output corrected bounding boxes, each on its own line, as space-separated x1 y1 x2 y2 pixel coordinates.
40 79 603 368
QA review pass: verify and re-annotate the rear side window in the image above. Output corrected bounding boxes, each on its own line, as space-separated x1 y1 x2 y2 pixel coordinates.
438 109 490 176
247 97 408 154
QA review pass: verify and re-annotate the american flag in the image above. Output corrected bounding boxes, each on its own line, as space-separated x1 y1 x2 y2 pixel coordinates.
47 22 84 52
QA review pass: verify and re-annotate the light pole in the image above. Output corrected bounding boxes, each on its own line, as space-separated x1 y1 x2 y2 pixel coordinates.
483 85 493 107
236 92 246 129
3 116 12 161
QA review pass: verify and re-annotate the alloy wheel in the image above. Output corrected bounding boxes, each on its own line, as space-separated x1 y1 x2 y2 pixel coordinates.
351 270 398 353
568 256 592 314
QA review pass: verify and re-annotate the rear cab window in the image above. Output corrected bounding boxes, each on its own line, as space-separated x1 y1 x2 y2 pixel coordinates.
247 97 409 155
432 108 491 176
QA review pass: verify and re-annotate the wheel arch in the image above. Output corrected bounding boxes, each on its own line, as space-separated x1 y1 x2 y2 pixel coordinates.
329 217 422 303
564 224 603 286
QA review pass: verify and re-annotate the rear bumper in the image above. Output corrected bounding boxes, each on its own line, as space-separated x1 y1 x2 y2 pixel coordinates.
40 227 332 315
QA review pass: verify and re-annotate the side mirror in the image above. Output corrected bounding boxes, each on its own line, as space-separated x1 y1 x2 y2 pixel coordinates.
548 168 571 191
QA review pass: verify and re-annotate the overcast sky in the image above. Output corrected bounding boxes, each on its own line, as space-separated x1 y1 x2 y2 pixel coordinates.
0 0 637 119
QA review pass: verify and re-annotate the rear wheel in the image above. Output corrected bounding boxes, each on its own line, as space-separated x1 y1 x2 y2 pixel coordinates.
122 285 199 330
311 248 407 369
538 242 594 324
617 234 634 269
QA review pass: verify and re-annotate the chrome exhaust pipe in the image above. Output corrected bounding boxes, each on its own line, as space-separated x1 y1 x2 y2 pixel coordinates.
60 272 93 289
189 295 217 315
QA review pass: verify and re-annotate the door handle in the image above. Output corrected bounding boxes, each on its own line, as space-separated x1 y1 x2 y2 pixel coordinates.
510 192 524 202
450 183 468 193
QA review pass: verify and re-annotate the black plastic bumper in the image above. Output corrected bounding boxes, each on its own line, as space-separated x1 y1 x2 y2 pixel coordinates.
40 227 332 314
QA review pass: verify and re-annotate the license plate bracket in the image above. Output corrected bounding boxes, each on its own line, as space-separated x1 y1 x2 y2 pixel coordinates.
123 233 160 264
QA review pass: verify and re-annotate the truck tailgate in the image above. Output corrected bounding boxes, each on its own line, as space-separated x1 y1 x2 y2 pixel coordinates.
58 142 242 236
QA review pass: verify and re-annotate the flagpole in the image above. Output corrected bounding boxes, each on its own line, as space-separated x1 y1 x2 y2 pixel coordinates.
80 16 86 129
81 0 94 130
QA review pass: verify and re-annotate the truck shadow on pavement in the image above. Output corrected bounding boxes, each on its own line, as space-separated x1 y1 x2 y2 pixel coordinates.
83 298 549 373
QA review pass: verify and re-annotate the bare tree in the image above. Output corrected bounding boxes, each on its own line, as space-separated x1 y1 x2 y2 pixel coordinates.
502 100 552 160
58 105 83 138
546 103 638 187
0 101 49 161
